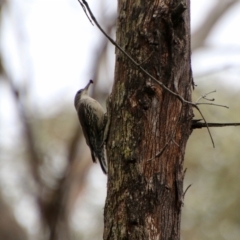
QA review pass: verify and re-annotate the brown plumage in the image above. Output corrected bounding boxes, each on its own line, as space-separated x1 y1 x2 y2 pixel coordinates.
74 80 107 174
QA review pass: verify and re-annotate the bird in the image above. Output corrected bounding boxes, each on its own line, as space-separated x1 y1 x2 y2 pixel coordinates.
74 80 107 174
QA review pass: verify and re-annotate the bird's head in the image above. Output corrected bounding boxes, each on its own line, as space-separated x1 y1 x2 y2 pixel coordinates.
74 80 93 109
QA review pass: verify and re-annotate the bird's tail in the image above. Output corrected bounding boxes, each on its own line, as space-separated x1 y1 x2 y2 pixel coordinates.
96 147 107 174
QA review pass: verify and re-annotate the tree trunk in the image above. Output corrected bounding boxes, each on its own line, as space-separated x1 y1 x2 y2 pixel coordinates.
104 0 193 239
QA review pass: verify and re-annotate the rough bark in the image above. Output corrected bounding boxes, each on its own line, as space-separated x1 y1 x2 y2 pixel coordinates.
104 0 193 239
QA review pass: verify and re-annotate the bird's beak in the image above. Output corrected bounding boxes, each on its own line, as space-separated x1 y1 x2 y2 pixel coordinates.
84 79 94 91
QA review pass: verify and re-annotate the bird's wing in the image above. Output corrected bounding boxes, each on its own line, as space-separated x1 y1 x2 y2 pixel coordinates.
78 101 102 163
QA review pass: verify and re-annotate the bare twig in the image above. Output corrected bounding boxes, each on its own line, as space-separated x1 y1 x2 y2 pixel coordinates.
172 139 180 147
7 77 44 190
148 118 180 161
195 90 229 109
183 184 192 199
196 102 229 108
196 90 216 103
137 51 154 66
183 168 187 181
78 0 94 25
147 141 170 161
192 121 240 129
192 105 214 147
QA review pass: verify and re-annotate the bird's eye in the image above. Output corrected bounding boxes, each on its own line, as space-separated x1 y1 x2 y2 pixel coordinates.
74 90 82 108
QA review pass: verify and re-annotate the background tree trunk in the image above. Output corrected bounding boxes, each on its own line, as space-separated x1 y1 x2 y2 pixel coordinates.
104 0 193 239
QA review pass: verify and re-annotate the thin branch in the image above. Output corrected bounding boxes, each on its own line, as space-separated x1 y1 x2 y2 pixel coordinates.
196 90 216 103
137 51 154 66
196 102 229 108
147 141 170 161
192 121 240 129
78 0 94 25
183 168 187 180
7 77 44 190
183 184 192 199
193 105 215 147
148 118 180 161
77 0 215 147
195 90 229 109
172 139 180 147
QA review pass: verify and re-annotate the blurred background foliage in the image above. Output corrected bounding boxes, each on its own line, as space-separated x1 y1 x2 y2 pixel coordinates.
0 0 240 240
